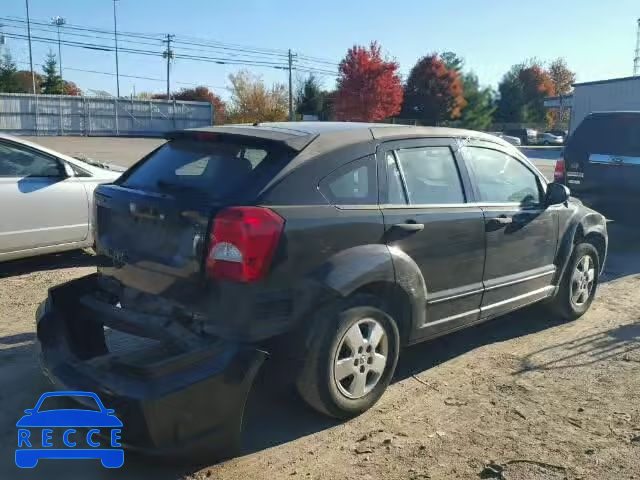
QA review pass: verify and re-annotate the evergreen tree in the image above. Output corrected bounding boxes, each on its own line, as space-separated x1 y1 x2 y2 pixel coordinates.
41 51 64 94
459 73 496 130
0 51 18 92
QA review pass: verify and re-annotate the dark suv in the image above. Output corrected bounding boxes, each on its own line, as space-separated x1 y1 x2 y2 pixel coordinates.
559 111 640 208
36 122 607 458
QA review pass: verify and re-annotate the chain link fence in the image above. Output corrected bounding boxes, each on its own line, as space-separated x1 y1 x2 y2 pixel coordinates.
0 93 213 136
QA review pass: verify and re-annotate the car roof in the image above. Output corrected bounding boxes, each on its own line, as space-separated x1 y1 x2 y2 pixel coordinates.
178 121 512 152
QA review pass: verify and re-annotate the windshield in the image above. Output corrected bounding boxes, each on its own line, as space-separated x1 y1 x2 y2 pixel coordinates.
37 395 101 412
572 115 640 156
120 138 292 200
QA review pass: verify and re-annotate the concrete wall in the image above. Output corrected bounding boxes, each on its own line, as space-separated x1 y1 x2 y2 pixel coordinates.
570 77 640 133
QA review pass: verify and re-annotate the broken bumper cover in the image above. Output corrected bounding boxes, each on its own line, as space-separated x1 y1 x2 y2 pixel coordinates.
35 274 267 459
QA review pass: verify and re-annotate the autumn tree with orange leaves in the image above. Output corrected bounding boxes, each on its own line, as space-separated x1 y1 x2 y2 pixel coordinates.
402 54 466 125
496 61 556 124
334 42 403 122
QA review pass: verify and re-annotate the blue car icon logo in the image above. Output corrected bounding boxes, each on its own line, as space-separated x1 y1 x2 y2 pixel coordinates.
16 391 124 468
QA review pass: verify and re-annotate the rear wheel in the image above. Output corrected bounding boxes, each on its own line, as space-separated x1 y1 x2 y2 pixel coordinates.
296 294 400 419
548 242 599 320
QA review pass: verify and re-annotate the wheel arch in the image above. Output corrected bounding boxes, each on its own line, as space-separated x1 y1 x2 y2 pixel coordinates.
304 244 427 345
555 210 608 286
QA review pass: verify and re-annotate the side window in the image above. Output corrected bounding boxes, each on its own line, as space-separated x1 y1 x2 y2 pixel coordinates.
465 147 541 206
385 152 407 204
0 142 65 177
319 155 377 205
394 146 465 204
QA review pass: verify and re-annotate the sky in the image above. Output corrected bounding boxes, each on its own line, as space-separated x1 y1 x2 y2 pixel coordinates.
1 0 638 99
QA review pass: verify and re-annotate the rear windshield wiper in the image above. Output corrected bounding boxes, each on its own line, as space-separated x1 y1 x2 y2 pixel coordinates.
155 180 210 197
156 180 194 192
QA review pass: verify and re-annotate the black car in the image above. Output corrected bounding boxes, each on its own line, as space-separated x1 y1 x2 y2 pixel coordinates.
504 128 538 145
559 111 640 208
36 122 607 459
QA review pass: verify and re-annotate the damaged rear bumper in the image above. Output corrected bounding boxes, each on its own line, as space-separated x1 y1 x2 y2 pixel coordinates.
35 274 266 460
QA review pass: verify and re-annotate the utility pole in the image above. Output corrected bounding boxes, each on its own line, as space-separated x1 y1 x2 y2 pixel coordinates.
634 18 640 76
51 16 66 81
112 0 120 97
163 34 175 98
25 0 36 94
288 49 295 121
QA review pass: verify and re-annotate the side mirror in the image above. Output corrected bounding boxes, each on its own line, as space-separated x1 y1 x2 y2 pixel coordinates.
63 162 75 177
546 182 570 206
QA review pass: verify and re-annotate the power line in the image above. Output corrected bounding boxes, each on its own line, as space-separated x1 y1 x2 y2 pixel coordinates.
3 14 342 98
0 15 339 71
16 60 231 91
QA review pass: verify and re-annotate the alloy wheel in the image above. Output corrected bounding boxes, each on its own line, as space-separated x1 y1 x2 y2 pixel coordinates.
570 254 596 307
333 318 388 399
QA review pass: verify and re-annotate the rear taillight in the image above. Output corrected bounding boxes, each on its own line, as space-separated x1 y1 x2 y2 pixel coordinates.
206 207 284 283
554 159 565 182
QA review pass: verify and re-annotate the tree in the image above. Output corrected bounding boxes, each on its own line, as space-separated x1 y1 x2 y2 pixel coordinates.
333 42 403 122
41 51 64 94
227 70 288 123
496 61 555 124
402 54 466 124
546 58 575 129
440 51 464 73
12 70 43 93
548 58 575 95
458 73 496 130
0 52 19 93
295 74 324 118
172 86 227 124
62 81 82 96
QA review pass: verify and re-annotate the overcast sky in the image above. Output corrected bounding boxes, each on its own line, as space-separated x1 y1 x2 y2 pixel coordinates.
1 0 638 99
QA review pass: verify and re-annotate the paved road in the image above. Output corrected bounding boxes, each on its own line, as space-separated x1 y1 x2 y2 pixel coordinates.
25 136 560 181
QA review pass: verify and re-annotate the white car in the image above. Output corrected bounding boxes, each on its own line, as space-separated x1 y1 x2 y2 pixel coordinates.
539 132 564 145
489 132 522 146
0 134 124 263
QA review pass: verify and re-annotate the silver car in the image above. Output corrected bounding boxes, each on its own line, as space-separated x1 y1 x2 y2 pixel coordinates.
0 134 123 262
539 132 564 145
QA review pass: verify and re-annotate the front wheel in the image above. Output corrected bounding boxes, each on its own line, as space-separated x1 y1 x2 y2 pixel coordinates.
548 243 599 320
296 294 400 419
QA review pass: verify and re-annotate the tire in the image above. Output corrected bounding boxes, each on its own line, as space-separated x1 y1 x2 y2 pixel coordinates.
296 294 400 419
548 242 599 321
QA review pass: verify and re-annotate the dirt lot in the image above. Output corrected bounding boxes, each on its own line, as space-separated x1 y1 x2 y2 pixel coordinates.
0 137 637 479
1 222 638 480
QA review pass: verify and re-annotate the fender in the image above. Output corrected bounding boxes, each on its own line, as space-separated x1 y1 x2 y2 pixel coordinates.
304 244 427 336
554 201 608 288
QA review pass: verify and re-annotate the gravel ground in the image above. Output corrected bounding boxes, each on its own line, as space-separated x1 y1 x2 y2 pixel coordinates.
1 137 637 480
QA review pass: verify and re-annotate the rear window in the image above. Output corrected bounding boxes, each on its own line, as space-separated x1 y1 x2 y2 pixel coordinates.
119 139 292 200
571 115 640 156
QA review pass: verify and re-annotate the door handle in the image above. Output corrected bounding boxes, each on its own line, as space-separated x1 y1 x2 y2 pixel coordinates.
384 222 424 242
392 222 425 232
486 215 513 230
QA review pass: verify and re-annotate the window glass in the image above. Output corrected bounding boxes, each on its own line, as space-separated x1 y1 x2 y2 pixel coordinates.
394 146 464 204
0 143 65 177
320 156 377 205
120 139 290 200
386 152 407 204
465 147 541 205
572 114 640 156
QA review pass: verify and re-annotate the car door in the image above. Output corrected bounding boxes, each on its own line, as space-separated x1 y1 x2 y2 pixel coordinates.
378 138 486 340
461 144 558 318
0 140 88 255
